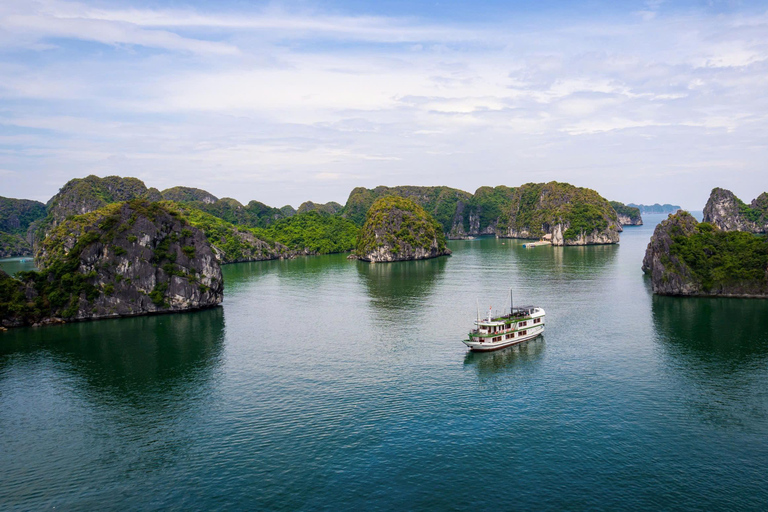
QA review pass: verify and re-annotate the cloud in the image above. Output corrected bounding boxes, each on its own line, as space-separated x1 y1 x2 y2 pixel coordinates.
1 0 767 208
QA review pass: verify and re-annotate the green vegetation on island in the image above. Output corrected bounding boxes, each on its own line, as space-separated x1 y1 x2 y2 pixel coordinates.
355 196 449 262
343 182 620 244
343 185 471 233
297 201 343 215
2 200 223 327
0 196 47 257
258 211 359 254
670 223 768 292
504 182 620 244
643 209 768 297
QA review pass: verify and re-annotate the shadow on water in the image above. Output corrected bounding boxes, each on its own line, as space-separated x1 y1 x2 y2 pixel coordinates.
652 295 768 428
463 336 545 380
0 307 225 406
356 256 447 312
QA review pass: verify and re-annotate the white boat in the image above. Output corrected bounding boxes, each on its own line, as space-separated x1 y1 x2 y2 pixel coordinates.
463 300 545 352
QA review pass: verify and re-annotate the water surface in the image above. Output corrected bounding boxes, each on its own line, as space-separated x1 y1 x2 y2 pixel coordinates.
2 215 767 510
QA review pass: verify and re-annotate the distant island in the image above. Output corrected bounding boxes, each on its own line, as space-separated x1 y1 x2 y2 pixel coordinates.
2 175 634 328
628 203 681 214
643 188 768 297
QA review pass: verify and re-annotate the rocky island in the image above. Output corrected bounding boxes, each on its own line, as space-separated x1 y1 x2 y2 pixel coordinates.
354 196 451 262
702 187 768 233
500 182 621 245
643 188 768 297
610 201 643 226
1 200 223 328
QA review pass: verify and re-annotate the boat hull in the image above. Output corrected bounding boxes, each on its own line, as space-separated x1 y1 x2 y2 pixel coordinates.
463 324 544 352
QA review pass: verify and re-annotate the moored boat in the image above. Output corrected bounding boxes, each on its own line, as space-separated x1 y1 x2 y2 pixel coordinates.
463 300 545 352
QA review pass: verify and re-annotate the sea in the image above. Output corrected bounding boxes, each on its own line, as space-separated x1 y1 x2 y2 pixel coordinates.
2 213 767 511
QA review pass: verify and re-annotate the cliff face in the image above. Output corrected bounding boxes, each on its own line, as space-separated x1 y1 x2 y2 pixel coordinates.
703 187 768 233
609 201 643 226
355 196 451 262
642 210 768 297
642 212 702 295
1 200 222 328
502 182 621 245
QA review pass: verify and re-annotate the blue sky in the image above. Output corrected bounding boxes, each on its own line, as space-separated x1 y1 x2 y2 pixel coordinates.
1 0 767 209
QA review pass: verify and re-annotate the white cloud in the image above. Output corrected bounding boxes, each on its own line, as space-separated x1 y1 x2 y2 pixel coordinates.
1 0 767 208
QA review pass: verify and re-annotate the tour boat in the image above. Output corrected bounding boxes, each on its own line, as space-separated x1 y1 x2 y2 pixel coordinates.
463 299 545 352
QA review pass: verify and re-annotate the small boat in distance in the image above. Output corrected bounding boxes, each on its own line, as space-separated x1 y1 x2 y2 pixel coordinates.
463 293 545 351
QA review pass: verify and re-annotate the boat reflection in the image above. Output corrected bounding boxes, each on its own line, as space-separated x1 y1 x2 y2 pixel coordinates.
463 336 545 378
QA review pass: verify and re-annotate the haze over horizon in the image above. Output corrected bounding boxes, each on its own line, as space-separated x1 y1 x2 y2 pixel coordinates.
1 0 767 210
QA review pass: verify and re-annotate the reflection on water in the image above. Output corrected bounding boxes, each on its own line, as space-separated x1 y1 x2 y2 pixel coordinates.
464 336 545 379
357 257 447 312
652 295 768 364
652 295 768 428
0 308 226 508
0 307 225 405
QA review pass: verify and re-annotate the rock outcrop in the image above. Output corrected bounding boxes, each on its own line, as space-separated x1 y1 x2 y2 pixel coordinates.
1 200 223 328
355 196 451 262
502 182 621 245
40 175 160 242
642 210 768 297
609 201 643 226
702 187 768 233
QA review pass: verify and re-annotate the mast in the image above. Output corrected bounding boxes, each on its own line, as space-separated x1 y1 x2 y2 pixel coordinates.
510 288 514 315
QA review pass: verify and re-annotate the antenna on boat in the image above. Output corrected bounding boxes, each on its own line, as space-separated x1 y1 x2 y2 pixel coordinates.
476 299 479 324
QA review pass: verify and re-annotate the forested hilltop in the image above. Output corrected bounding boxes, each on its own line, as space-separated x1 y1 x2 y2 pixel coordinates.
643 188 768 297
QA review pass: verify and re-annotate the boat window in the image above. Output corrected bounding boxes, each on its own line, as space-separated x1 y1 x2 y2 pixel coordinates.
521 330 527 335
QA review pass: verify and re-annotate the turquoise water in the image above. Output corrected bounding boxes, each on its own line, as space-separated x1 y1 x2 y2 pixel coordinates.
2 215 768 510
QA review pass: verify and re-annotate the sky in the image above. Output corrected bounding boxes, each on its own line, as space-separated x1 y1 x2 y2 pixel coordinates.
1 0 767 209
